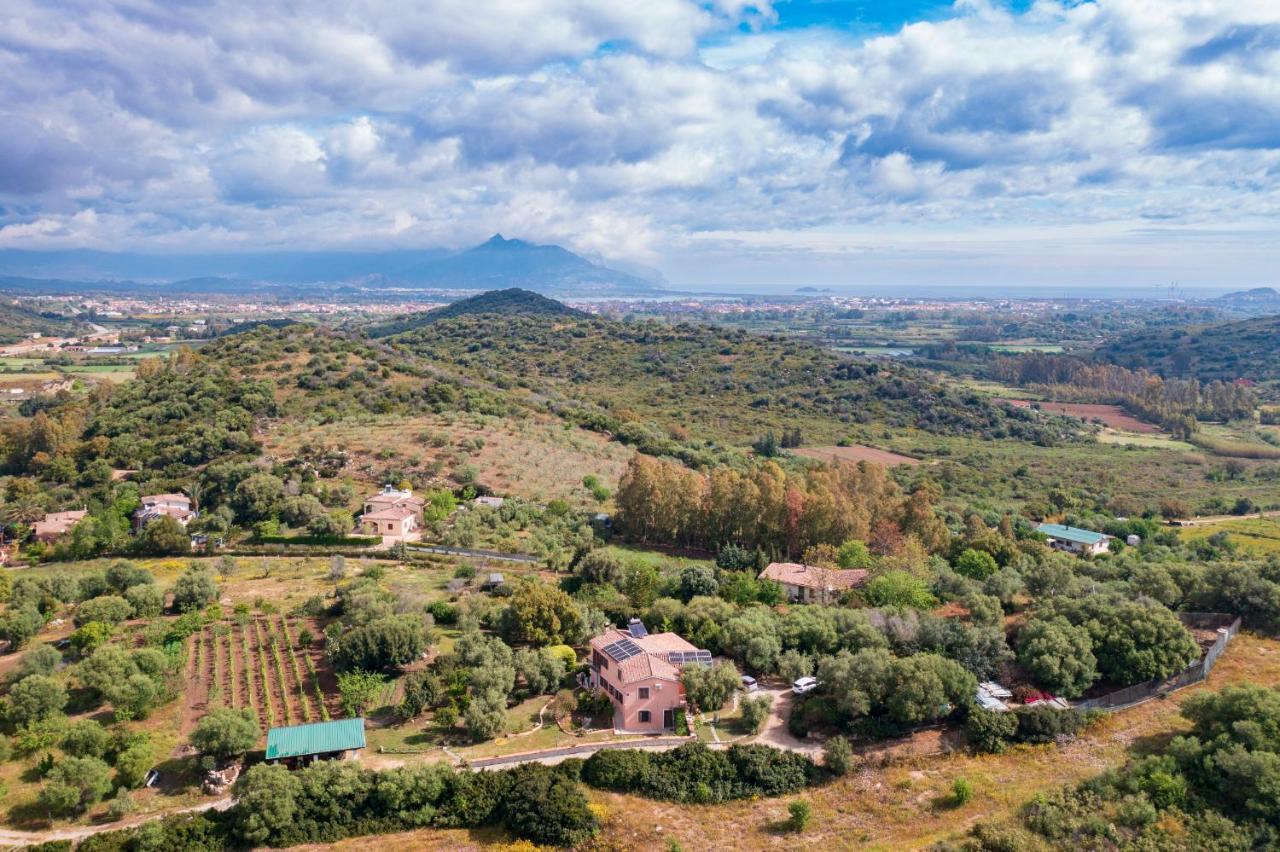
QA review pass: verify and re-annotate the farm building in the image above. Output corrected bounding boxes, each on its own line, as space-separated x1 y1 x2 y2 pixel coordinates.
1036 523 1111 556
265 718 366 768
758 561 869 604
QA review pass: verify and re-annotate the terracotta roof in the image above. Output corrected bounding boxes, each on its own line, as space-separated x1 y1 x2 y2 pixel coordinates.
758 562 869 591
366 492 425 509
33 510 87 537
142 493 191 506
589 627 699 685
136 505 196 522
362 506 418 521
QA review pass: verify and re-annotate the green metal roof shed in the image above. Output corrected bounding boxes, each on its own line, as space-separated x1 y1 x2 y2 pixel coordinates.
1036 523 1107 545
266 718 366 761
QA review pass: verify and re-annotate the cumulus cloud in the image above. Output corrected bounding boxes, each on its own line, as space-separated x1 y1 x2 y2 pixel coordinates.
0 0 1278 285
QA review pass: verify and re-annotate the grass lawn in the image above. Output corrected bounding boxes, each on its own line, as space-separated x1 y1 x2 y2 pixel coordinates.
599 544 714 572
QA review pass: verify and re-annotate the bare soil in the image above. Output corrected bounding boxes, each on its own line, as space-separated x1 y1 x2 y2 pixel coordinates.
999 399 1161 434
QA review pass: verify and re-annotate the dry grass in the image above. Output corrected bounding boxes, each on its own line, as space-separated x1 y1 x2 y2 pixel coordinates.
263 413 632 506
794 445 920 467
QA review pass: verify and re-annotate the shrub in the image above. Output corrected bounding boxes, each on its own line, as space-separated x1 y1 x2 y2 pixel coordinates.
951 777 974 807
739 695 772 734
40 756 112 815
864 571 936 609
74 595 132 627
125 583 165 619
499 764 600 848
966 707 1020 753
788 799 811 832
61 720 109 759
427 600 458 625
823 736 854 776
15 644 62 680
1014 705 1083 744
115 740 156 789
954 549 998 581
171 565 218 612
191 707 260 759
582 742 813 804
7 675 67 725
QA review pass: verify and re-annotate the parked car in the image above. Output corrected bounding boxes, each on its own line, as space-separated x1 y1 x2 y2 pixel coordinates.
792 676 819 695
740 675 758 692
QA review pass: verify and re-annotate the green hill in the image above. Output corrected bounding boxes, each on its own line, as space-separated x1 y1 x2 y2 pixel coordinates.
1096 314 1280 385
384 312 1081 461
0 299 81 344
368 288 585 337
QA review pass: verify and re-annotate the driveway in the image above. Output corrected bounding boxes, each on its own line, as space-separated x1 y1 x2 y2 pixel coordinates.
752 685 823 758
0 797 233 848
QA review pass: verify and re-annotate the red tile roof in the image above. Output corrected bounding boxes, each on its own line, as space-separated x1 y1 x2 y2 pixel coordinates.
758 562 869 592
589 627 699 685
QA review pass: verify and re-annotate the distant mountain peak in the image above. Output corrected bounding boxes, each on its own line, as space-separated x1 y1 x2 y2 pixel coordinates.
368 288 586 336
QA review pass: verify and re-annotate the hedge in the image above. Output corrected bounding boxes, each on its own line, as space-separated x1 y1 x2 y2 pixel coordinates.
581 742 816 804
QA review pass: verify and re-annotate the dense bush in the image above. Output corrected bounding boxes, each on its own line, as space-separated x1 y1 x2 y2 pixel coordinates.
581 742 814 803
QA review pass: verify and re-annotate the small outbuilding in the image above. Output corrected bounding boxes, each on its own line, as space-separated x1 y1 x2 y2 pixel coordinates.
265 718 366 768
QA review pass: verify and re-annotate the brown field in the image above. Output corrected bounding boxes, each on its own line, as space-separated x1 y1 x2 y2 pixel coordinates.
999 399 1161 434
794 445 920 466
180 615 337 737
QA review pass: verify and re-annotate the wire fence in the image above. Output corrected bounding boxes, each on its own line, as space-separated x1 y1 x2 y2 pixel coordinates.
1074 612 1241 712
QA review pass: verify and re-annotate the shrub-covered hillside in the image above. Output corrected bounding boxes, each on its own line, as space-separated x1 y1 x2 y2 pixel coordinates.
1096 313 1280 388
386 312 1082 452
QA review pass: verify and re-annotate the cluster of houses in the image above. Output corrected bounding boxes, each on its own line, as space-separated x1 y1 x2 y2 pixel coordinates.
31 492 199 549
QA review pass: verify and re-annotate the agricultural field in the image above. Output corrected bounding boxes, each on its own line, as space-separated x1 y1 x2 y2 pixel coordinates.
1179 517 1280 556
858 429 1280 517
1189 422 1280 460
998 399 1160 434
180 615 337 737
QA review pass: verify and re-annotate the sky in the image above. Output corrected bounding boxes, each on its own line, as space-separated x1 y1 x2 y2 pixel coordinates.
1 0 1278 290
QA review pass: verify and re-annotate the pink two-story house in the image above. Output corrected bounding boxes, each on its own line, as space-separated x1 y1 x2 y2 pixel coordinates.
587 620 711 734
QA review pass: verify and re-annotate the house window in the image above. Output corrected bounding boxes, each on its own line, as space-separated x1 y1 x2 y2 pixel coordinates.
638 710 651 723
639 687 650 699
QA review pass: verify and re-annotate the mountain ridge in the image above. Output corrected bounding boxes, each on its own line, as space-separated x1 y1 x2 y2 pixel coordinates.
0 236 663 297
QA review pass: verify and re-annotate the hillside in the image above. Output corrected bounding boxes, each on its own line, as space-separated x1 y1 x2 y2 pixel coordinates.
367 288 585 336
385 312 1082 460
1096 314 1280 385
0 299 82 344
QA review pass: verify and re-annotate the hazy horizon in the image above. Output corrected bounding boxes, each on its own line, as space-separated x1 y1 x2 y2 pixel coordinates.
2 1 1279 290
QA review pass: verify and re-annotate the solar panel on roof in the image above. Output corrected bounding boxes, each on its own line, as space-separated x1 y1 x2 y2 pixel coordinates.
667 650 713 666
603 638 643 662
628 619 649 638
